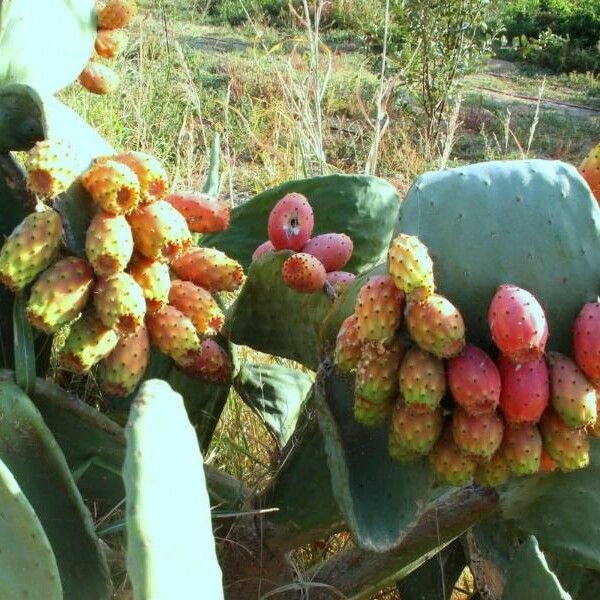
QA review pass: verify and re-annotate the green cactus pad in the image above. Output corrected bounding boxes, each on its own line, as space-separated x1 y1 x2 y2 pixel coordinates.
500 439 600 570
0 0 96 94
234 363 314 447
0 380 112 599
202 174 401 272
0 83 44 151
0 458 62 599
397 159 600 354
315 366 435 552
546 558 600 599
124 380 224 600
224 251 333 369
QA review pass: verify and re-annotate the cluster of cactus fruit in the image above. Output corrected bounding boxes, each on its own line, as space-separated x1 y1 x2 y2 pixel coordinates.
78 0 137 95
251 192 356 293
0 142 243 395
334 233 600 487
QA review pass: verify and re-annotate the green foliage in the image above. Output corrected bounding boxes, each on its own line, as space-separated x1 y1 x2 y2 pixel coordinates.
207 0 289 26
123 380 223 600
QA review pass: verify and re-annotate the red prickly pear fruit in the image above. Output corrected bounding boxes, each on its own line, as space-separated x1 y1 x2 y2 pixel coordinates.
579 141 600 204
547 352 596 428
474 450 510 487
146 305 201 368
451 409 504 461
354 274 404 342
59 313 119 373
168 280 224 337
186 339 232 384
0 210 63 291
98 325 150 397
26 257 94 334
498 354 549 423
488 284 548 363
127 253 170 313
405 292 465 359
281 253 326 293
334 314 362 372
95 29 128 59
398 346 446 412
85 212 133 277
301 233 353 272
539 449 558 473
113 152 168 205
540 409 589 472
325 271 355 294
93 272 146 335
165 191 230 233
502 423 542 476
81 159 140 214
388 400 442 458
79 62 120 95
97 0 138 30
430 429 476 486
127 201 192 263
26 139 78 200
447 344 501 415
171 247 244 292
268 193 314 251
387 234 435 296
573 301 600 385
252 241 275 262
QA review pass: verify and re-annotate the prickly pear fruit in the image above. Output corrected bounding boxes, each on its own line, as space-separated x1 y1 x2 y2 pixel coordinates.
301 233 353 272
547 352 596 428
405 291 465 359
474 450 510 487
498 354 549 423
268 193 314 251
388 233 435 296
81 159 140 214
0 210 63 291
590 394 600 439
579 141 600 203
334 314 362 372
186 339 232 384
281 253 326 293
354 274 404 342
398 346 445 412
26 257 94 333
26 139 77 199
94 273 146 335
447 344 500 415
540 409 589 472
79 62 120 95
325 271 355 294
113 152 168 205
389 401 442 458
488 284 548 363
95 29 128 59
252 241 275 262
573 302 600 385
430 429 476 486
127 253 170 313
354 340 404 426
502 423 542 476
171 247 244 292
127 201 192 263
539 449 558 473
146 305 201 368
98 325 150 396
85 212 133 277
452 410 504 461
168 280 224 337
97 0 138 30
59 313 119 373
165 191 230 233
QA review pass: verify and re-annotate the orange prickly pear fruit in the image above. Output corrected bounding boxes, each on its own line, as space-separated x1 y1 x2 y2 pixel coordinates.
127 253 170 313
81 159 140 215
97 0 138 30
79 62 120 95
186 339 232 384
165 191 230 233
579 142 600 204
95 29 128 59
113 151 168 205
171 247 244 292
168 280 224 337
